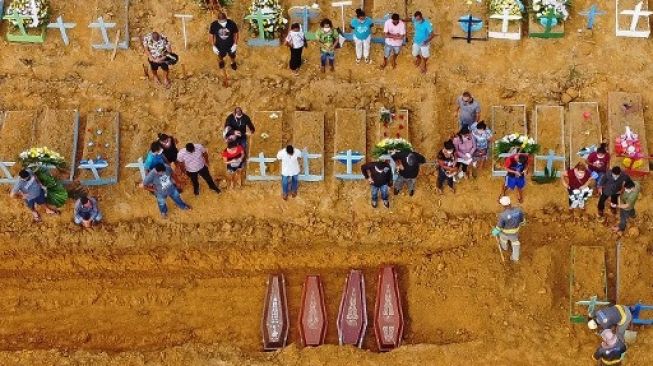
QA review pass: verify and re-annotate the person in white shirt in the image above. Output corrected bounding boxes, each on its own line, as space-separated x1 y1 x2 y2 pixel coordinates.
285 23 306 75
277 145 303 200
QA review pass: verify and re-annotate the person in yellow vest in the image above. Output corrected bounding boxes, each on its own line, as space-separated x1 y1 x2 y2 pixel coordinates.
592 329 626 366
588 304 633 342
491 196 525 262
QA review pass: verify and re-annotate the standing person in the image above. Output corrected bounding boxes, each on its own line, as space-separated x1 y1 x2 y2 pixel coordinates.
562 162 595 210
597 166 632 220
361 159 393 208
471 121 493 169
209 12 239 84
277 145 302 200
144 141 168 172
285 23 306 75
500 154 529 203
614 180 640 235
350 8 373 64
315 19 338 73
587 144 610 183
592 329 627 366
224 107 256 153
588 304 633 343
436 140 458 195
221 140 246 189
453 126 476 179
176 142 221 196
491 196 525 262
391 150 426 196
456 91 481 129
381 13 406 70
158 133 179 165
140 163 191 218
9 169 60 222
73 196 102 228
410 11 434 74
142 32 174 88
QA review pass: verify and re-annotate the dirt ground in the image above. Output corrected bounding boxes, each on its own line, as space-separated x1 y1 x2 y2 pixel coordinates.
0 0 653 365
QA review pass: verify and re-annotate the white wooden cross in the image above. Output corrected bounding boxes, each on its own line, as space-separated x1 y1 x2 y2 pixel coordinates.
125 157 146 180
174 14 193 49
489 7 522 40
47 15 76 45
88 16 117 48
247 152 281 181
332 1 352 31
299 148 323 182
616 0 653 37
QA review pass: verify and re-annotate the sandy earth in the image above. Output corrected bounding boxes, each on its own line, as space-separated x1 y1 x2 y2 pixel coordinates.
0 0 653 364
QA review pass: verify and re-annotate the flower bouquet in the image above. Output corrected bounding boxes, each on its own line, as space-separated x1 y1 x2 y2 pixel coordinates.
6 0 51 28
531 0 570 22
615 126 644 170
494 133 540 159
194 0 232 9
488 0 525 16
372 138 413 158
247 0 288 40
18 147 68 207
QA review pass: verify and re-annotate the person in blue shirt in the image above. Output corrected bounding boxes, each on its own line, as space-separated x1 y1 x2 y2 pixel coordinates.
144 141 168 172
350 8 373 64
410 11 435 74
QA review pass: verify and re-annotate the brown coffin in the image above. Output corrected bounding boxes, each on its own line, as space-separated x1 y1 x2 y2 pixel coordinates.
261 274 290 351
337 269 367 347
298 275 327 347
374 265 404 352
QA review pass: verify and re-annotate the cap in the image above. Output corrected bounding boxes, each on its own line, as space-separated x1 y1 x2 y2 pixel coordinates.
587 319 598 330
499 196 511 206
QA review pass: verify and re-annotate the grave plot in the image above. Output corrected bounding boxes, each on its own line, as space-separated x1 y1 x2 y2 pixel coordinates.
528 4 566 38
123 130 152 181
0 111 36 183
292 111 324 182
89 0 129 50
2 0 48 43
568 102 602 164
569 246 608 323
35 109 80 182
451 0 488 43
533 106 565 177
373 0 405 19
616 0 652 38
78 111 120 186
378 109 409 141
491 104 527 176
247 111 282 181
334 109 366 180
488 2 523 40
330 1 356 41
288 2 321 41
608 92 650 174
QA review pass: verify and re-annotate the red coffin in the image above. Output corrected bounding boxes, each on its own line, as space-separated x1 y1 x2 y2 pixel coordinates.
298 275 327 347
261 274 290 351
337 269 367 347
374 265 404 352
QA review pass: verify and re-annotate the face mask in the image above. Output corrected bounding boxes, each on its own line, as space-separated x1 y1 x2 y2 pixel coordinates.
155 150 163 155
219 20 227 26
235 113 242 118
323 27 331 32
612 175 619 180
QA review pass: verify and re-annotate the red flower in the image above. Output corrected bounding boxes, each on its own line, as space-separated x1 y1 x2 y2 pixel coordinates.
396 133 401 138
398 124 404 129
383 132 388 137
399 115 404 120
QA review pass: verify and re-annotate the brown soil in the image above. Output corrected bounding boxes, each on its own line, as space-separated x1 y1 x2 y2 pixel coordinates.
572 246 608 303
568 102 603 158
534 105 565 171
0 111 36 159
0 0 653 365
292 111 324 175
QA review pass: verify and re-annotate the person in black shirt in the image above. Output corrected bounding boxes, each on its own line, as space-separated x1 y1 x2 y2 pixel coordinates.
436 140 458 195
209 12 239 71
391 150 426 196
224 107 256 153
361 160 393 208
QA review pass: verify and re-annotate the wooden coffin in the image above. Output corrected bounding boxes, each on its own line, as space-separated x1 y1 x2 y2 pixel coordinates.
261 274 289 351
299 275 327 347
374 265 404 352
337 269 368 347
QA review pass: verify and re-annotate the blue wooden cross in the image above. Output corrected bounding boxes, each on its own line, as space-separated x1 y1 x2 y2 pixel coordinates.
456 14 484 43
299 148 323 182
333 149 365 180
0 161 18 184
579 5 605 30
534 149 565 177
78 159 118 186
247 152 281 181
47 15 76 46
631 302 653 326
89 17 117 49
530 9 563 38
244 9 280 47
289 5 319 41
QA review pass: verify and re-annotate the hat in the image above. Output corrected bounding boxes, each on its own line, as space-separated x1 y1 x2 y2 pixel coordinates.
499 196 511 206
600 329 617 347
587 319 598 330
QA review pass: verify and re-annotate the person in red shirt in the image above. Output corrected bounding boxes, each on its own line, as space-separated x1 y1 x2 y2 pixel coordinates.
587 144 610 183
500 154 528 203
221 140 245 189
562 162 595 209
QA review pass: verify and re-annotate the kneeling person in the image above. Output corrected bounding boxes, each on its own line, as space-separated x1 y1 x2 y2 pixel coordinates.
9 169 59 222
588 304 633 343
74 196 102 228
